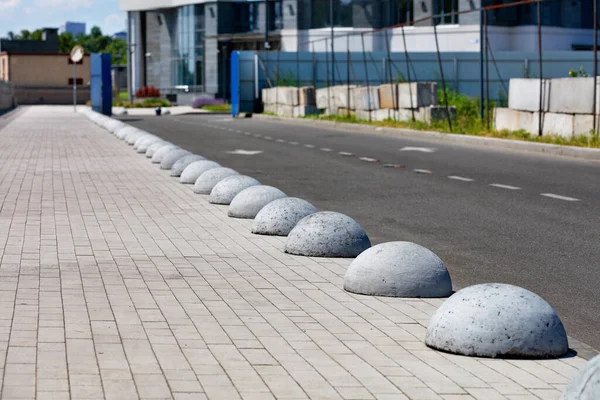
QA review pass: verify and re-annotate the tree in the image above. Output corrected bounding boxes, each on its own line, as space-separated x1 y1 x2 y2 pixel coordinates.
31 29 43 41
7 31 15 40
19 30 31 40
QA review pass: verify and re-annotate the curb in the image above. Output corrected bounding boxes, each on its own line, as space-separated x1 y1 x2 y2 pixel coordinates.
251 114 600 162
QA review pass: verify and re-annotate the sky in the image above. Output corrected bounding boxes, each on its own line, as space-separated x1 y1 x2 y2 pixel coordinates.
0 0 126 37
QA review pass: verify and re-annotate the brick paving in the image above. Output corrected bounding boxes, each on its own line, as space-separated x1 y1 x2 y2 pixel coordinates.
0 106 588 399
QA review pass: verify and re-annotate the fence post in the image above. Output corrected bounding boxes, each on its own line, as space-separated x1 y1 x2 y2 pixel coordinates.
433 23 453 132
537 0 543 137
361 33 372 122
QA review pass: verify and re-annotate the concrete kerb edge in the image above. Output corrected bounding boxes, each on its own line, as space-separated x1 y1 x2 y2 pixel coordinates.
251 114 600 162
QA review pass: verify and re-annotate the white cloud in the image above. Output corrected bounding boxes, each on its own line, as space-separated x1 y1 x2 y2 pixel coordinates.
0 0 20 11
104 13 125 31
34 0 93 10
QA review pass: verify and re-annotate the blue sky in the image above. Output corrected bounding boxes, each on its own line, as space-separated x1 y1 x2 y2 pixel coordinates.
0 0 126 37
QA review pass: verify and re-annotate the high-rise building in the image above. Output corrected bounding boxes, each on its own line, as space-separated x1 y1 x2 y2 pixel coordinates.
59 22 86 37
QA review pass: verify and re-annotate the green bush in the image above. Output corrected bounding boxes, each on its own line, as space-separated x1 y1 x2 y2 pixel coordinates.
113 98 171 108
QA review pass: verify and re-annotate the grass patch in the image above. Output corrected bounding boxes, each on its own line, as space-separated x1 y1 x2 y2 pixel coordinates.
202 103 231 112
113 98 171 108
116 92 129 101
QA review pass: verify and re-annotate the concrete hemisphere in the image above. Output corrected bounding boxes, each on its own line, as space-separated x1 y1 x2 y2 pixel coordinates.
193 168 239 194
562 354 600 400
160 149 192 170
134 134 158 150
151 145 180 164
228 186 287 219
209 175 261 205
285 211 371 257
116 126 137 140
425 283 569 358
126 130 148 145
180 161 221 184
109 121 127 134
251 197 317 236
170 155 207 177
343 241 453 298
137 137 163 154
145 141 172 158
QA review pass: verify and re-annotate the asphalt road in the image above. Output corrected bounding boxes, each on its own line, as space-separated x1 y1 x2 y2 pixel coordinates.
120 113 600 351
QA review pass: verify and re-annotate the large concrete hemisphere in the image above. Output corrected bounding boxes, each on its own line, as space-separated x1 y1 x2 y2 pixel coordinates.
134 134 158 150
151 145 180 164
116 126 138 140
126 130 147 145
146 141 172 158
228 185 287 219
252 197 318 236
344 241 453 298
285 211 371 257
160 149 191 170
209 175 260 205
180 160 221 184
170 155 206 177
193 168 239 194
137 137 164 153
425 283 569 358
562 354 600 400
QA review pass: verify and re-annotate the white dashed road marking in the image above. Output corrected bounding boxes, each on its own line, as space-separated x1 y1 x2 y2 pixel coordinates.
264 136 273 140
401 147 436 153
289 141 299 145
490 184 521 190
226 149 264 155
304 144 315 148
320 148 333 152
253 134 262 138
413 169 432 174
359 157 379 163
276 139 286 143
339 152 355 156
448 176 474 182
541 193 580 202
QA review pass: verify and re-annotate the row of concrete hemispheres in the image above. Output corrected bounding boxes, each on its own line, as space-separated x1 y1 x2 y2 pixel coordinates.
81 109 598 399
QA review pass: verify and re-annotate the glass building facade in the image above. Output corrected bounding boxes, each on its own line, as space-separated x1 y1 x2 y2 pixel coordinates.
171 4 204 89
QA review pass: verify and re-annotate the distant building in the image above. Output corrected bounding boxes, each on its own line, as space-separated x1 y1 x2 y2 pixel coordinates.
0 28 90 105
59 22 86 37
112 31 127 41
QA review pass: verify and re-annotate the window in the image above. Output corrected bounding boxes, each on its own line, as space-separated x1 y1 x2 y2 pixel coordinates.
391 0 413 25
434 0 459 25
310 0 383 29
269 0 283 30
170 4 204 89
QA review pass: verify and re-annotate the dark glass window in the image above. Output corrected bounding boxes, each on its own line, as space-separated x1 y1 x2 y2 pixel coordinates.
434 0 459 25
310 0 382 29
171 4 204 89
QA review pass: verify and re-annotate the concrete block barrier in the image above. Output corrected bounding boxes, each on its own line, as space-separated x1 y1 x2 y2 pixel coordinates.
209 175 261 205
160 150 192 170
562 354 600 399
228 185 287 219
509 78 550 112
344 241 453 298
353 87 380 111
494 108 538 133
252 197 318 236
171 155 207 177
398 82 438 109
299 86 316 106
293 106 318 118
425 283 569 358
151 145 180 164
192 167 239 194
180 160 221 184
549 77 598 114
285 211 371 257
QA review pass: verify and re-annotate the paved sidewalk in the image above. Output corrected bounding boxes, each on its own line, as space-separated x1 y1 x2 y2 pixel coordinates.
0 106 587 399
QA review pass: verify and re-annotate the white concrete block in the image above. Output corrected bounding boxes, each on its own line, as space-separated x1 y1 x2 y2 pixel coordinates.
494 108 537 133
353 87 380 111
274 105 294 117
549 77 595 114
542 112 574 138
573 114 594 136
292 105 318 118
508 78 550 112
316 87 330 109
276 87 299 106
398 82 438 108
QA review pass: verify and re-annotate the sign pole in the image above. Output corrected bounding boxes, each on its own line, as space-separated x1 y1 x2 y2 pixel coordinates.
70 45 84 113
73 61 77 112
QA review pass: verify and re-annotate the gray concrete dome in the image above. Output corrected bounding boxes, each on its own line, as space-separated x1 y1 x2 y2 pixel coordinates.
116 126 138 140
209 175 260 205
136 137 163 153
252 197 318 236
146 141 172 158
285 212 371 258
170 155 206 177
425 283 569 358
562 354 600 400
228 185 287 219
343 242 453 298
151 145 180 164
193 168 239 194
126 130 147 145
180 161 221 184
134 134 157 150
160 149 191 170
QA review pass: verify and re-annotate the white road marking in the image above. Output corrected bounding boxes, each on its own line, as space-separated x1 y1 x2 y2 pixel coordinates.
264 136 273 140
243 132 252 136
236 130 242 133
320 148 333 152
253 134 262 138
276 139 286 143
401 147 436 153
289 141 299 145
304 144 315 148
490 184 521 190
541 193 580 202
448 176 474 182
226 149 263 155
413 169 432 174
339 152 355 156
359 157 379 163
